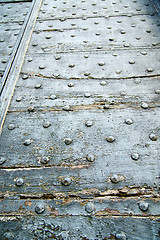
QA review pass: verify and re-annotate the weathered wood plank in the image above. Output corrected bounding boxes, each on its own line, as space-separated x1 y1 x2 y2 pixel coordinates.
0 215 159 240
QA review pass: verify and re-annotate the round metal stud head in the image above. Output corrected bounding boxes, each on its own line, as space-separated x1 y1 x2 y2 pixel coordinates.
115 231 127 240
131 152 139 161
61 177 72 186
63 105 70 111
85 202 95 213
0 157 6 165
68 82 74 87
35 203 45 214
43 121 51 128
149 133 158 141
22 74 28 80
50 94 56 100
28 106 35 112
98 62 105 66
85 120 93 127
35 83 42 89
40 156 50 164
147 68 154 72
64 138 72 145
24 139 32 146
125 118 133 125
141 102 148 109
86 154 95 162
15 178 24 186
84 93 91 98
8 124 15 130
106 136 115 143
100 81 107 86
16 96 22 102
110 174 119 183
139 201 149 211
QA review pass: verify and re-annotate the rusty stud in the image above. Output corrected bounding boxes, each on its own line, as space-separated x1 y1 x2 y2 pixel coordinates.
125 118 133 125
85 120 93 127
28 106 35 112
0 157 6 165
43 122 51 128
22 74 28 80
100 81 107 86
110 174 119 183
15 178 24 186
50 94 56 100
106 136 115 143
24 139 32 146
85 201 95 213
8 124 15 130
131 152 139 161
139 201 149 211
141 102 148 109
40 156 50 164
35 83 42 89
63 105 70 111
86 154 95 162
61 177 72 186
149 133 158 141
68 82 74 87
115 231 127 240
64 138 72 145
35 203 45 214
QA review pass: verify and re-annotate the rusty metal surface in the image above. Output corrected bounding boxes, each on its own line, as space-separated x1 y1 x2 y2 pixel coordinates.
0 0 160 239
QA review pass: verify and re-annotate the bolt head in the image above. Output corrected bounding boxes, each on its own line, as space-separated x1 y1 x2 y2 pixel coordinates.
64 138 72 145
0 157 6 165
115 231 127 240
85 201 95 213
61 177 72 186
125 118 133 125
15 177 24 186
40 156 50 164
24 139 32 146
149 133 158 141
139 201 149 211
85 120 93 127
106 136 115 143
8 124 15 130
86 154 95 162
35 203 45 214
110 174 120 183
131 152 139 161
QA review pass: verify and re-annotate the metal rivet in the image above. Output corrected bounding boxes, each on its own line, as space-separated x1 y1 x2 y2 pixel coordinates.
0 157 6 165
120 30 126 34
141 102 148 109
95 33 100 36
116 70 122 74
15 178 24 186
125 118 133 125
109 38 114 41
22 74 28 80
39 66 46 70
50 94 56 100
24 139 32 146
120 91 126 96
63 105 71 111
43 122 51 128
147 68 154 72
97 46 102 49
68 82 74 87
141 51 147 55
16 96 22 102
64 138 72 145
8 124 15 130
100 81 107 86
149 133 158 141
155 90 160 94
46 36 51 39
69 64 75 68
27 57 33 62
84 55 89 59
40 156 50 164
103 105 110 109
86 154 95 162
1 59 7 64
98 62 105 66
28 106 35 112
35 203 45 214
124 43 130 47
136 37 141 40
129 60 135 64
61 177 72 186
35 83 42 89
85 202 95 213
55 56 61 60
131 152 139 161
110 174 119 183
84 93 91 98
32 42 38 47
115 231 127 240
85 120 93 127
139 201 149 211
84 72 90 76
106 136 115 143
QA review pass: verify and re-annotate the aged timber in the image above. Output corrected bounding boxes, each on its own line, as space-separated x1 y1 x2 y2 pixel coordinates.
0 0 160 239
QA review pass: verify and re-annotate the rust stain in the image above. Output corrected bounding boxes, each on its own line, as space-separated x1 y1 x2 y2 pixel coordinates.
24 201 33 207
71 164 89 169
95 208 123 216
